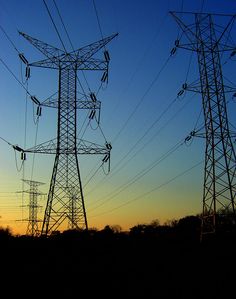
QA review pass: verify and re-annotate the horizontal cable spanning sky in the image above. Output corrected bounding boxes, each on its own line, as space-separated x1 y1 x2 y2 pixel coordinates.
0 0 236 234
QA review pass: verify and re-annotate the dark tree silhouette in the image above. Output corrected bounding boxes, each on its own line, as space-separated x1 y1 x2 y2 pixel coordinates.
0 226 12 241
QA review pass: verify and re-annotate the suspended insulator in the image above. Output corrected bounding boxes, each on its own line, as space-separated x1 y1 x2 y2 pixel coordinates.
170 47 177 56
102 154 109 163
104 50 110 62
89 110 96 119
19 53 28 64
233 93 236 98
21 152 26 160
25 66 30 79
230 50 236 57
182 83 187 90
13 145 24 152
185 136 192 142
105 142 112 150
101 71 108 83
177 89 184 97
36 106 42 116
190 130 196 136
90 92 97 102
30 95 40 105
175 39 180 47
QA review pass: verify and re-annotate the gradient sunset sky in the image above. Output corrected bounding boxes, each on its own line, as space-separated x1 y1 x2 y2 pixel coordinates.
0 0 236 235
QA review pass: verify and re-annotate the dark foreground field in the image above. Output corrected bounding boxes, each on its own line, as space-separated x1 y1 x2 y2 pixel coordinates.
1 222 236 298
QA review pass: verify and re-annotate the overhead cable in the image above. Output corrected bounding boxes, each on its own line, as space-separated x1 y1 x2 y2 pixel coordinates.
0 24 20 54
42 0 67 52
89 160 203 218
88 138 185 210
112 55 172 144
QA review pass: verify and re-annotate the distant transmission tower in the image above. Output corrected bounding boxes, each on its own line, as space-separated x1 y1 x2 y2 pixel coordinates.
20 32 117 235
22 179 45 237
171 12 236 237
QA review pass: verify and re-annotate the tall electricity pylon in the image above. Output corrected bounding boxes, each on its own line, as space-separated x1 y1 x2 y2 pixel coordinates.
22 179 45 237
20 32 117 236
171 12 236 237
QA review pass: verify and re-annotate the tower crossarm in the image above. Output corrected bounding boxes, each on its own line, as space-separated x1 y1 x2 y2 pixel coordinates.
170 12 236 52
78 58 108 70
73 33 118 62
185 80 236 94
24 138 111 155
192 130 236 139
30 57 109 70
41 98 101 109
20 31 118 69
19 31 65 61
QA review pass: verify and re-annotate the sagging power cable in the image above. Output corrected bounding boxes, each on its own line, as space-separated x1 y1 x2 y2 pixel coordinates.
89 160 203 218
112 55 172 144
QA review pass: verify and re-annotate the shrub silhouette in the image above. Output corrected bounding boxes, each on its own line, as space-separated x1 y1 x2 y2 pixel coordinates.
0 226 12 241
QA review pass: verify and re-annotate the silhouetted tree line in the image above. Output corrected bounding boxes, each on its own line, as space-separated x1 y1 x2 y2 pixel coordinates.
1 211 235 243
1 213 236 298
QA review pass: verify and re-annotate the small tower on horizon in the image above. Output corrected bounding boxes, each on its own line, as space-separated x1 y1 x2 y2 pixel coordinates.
22 179 45 237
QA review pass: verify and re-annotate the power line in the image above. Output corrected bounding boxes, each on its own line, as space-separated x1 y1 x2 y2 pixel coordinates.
83 160 101 184
88 138 185 211
112 55 171 144
84 91 196 199
23 81 28 150
0 56 40 135
83 164 103 188
0 134 25 173
14 150 24 172
0 58 30 95
185 51 193 82
97 47 193 185
0 136 13 147
52 0 92 93
0 24 20 54
119 12 169 97
52 0 73 50
111 96 178 172
92 0 104 40
107 93 196 180
83 34 192 195
42 0 67 52
30 120 40 181
89 160 203 218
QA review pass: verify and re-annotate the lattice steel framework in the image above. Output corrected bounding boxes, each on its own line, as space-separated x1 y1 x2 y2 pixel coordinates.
171 12 236 236
22 179 44 237
20 32 117 235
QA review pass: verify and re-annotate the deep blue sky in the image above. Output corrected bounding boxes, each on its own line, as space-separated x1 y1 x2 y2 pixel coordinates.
0 0 236 233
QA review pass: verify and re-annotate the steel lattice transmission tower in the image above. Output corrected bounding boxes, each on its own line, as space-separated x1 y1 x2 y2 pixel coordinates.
20 31 118 236
171 12 236 236
22 179 45 237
